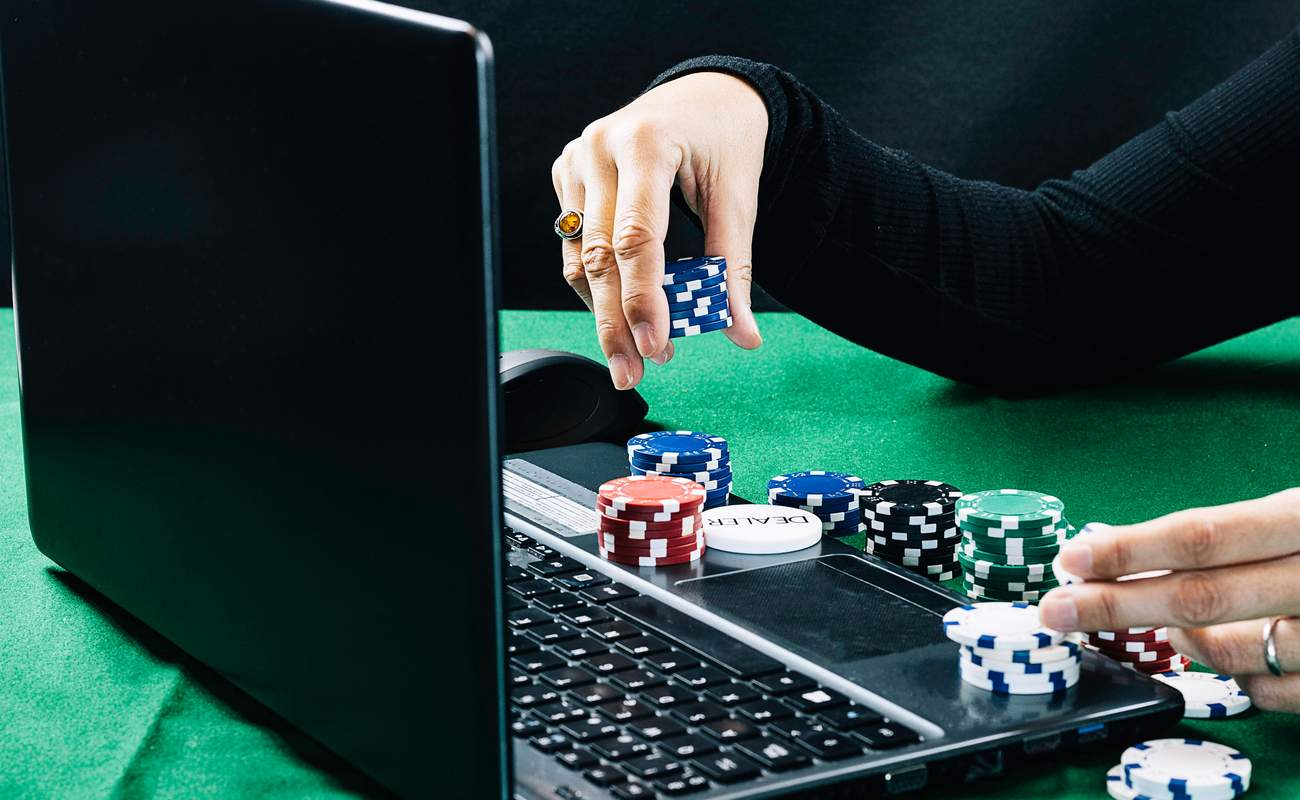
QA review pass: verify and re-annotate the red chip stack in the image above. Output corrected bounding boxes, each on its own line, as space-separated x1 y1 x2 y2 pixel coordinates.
595 475 708 567
1082 627 1191 674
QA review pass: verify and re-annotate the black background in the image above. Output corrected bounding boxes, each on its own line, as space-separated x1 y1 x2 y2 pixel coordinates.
2 1 1298 309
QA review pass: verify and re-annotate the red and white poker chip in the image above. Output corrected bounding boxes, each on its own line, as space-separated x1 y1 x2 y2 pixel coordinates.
600 532 705 557
1091 627 1169 643
598 513 702 539
599 540 706 567
598 475 706 513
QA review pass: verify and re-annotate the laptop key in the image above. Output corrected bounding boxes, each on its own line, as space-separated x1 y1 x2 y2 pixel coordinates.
530 732 573 754
580 583 639 605
753 671 816 696
736 699 793 724
512 651 566 674
508 607 554 630
792 729 862 760
509 579 558 599
585 652 638 675
657 733 718 759
628 715 685 741
703 682 760 707
642 685 696 709
783 686 850 713
672 664 729 690
511 685 560 709
505 566 533 584
853 721 921 749
556 571 611 591
541 666 598 691
610 668 666 692
690 752 761 783
668 700 728 726
588 620 641 642
609 595 784 679
766 718 833 743
582 765 627 787
534 592 587 614
610 783 653 799
655 774 710 795
505 531 536 549
597 696 654 723
551 635 609 660
699 717 761 743
589 734 652 761
735 738 811 771
505 596 527 612
509 668 532 688
511 717 546 738
616 635 671 658
529 557 586 577
555 746 599 770
560 604 614 628
506 631 539 656
565 681 622 707
529 544 560 559
533 702 588 726
525 622 581 645
562 717 621 743
817 704 883 730
622 751 683 780
643 651 693 673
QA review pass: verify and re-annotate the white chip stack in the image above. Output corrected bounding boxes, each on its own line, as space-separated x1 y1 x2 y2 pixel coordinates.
942 601 1083 695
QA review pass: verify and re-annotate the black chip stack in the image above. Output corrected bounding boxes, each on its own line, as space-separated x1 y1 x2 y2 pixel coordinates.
861 480 963 582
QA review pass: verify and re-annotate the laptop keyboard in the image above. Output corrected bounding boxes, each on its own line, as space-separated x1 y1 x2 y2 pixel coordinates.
503 526 921 798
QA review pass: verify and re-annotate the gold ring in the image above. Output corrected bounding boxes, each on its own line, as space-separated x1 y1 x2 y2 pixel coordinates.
554 208 583 240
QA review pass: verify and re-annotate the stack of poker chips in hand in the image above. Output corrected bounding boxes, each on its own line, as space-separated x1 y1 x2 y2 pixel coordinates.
1052 541 1194 675
1104 739 1252 800
663 256 732 338
766 471 867 537
943 601 1083 695
860 480 962 582
595 475 707 567
956 489 1075 602
627 431 731 510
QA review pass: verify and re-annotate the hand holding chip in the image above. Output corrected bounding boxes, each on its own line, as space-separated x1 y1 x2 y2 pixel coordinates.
1038 488 1300 713
551 71 767 389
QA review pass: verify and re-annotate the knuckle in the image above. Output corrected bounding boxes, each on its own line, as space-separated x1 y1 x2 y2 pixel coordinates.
593 315 623 344
580 242 617 279
1092 587 1123 631
1197 630 1248 675
1173 572 1227 626
612 218 659 260
581 119 609 146
621 286 660 313
1175 515 1221 568
1105 535 1134 577
561 138 582 159
616 117 668 150
561 258 586 287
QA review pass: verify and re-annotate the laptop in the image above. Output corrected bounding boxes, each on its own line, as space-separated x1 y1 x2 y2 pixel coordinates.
1 2 1182 798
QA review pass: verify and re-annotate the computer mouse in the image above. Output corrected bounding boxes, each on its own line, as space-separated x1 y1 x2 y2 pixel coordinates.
498 349 648 453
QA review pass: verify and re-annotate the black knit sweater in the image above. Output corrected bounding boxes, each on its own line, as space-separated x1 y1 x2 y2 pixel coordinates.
648 25 1300 388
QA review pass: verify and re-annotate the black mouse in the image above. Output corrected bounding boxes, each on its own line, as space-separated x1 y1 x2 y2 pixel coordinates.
498 349 649 453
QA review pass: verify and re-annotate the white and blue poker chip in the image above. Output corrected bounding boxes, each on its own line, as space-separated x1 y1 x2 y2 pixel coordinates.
942 602 1065 651
1120 738 1252 798
669 316 733 339
627 431 728 464
767 471 866 505
664 255 725 274
1151 672 1252 719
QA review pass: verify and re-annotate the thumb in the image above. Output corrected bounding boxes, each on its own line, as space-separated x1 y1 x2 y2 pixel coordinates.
702 191 762 350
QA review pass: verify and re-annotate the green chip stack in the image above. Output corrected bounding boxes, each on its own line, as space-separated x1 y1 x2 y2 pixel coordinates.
955 489 1074 603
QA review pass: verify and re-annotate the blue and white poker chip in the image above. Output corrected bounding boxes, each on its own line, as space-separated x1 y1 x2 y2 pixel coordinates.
964 648 1082 674
767 471 866 505
664 255 725 274
942 602 1065 651
666 280 727 304
670 299 730 319
670 309 730 330
1120 739 1252 798
627 431 728 464
662 270 726 295
963 637 1082 664
1151 672 1252 719
669 316 733 339
661 262 726 286
667 292 729 313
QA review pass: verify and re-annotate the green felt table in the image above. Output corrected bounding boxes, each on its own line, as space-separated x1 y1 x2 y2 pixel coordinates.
2 308 1299 799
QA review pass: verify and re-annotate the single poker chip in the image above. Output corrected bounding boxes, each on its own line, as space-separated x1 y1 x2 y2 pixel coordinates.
630 457 729 476
860 506 957 526
959 665 1078 695
965 573 1060 593
887 553 958 571
598 475 706 513
770 494 858 513
869 535 958 554
599 541 706 567
963 583 1051 603
670 316 734 338
598 513 700 536
965 648 1082 674
825 523 867 537
808 507 858 524
767 471 866 505
703 496 730 510
661 261 725 285
1092 627 1164 640
961 651 1081 682
662 270 727 295
956 490 1065 530
942 602 1065 651
1089 642 1179 663
1120 739 1252 798
700 503 823 555
859 480 963 518
630 472 728 492
871 519 958 538
910 568 958 582
667 292 728 313
959 542 1057 566
1122 657 1191 675
1105 765 1137 800
1152 672 1252 719
600 532 706 556
670 309 731 330
869 544 957 566
1085 634 1173 652
664 255 726 274
965 638 1082 665
665 281 727 304
627 431 728 463
959 553 1052 580
964 529 1069 554
670 300 731 320
958 516 1071 538
630 465 733 483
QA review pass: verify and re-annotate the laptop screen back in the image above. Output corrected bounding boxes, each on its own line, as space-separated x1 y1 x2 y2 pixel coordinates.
1 1 505 796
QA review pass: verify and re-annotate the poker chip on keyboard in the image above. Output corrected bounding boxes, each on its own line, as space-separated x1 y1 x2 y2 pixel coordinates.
595 475 707 567
942 602 1081 695
627 431 732 510
1106 738 1252 800
663 256 732 339
860 479 962 582
767 471 866 537
956 489 1074 603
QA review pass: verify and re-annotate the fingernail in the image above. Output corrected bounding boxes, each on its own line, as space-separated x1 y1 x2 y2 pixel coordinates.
1040 589 1080 631
1059 540 1094 576
649 348 669 366
608 354 632 389
631 324 657 358
1078 522 1110 538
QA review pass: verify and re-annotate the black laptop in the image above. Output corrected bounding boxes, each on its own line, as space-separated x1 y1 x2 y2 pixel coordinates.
1 1 1181 798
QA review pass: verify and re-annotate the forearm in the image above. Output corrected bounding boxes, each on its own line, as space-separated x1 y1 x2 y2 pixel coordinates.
648 31 1300 388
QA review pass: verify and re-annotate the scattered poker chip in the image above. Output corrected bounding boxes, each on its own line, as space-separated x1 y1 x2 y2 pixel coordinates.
1104 765 1137 800
627 431 728 463
669 317 735 338
664 255 726 274
666 280 727 305
598 475 706 513
700 504 823 555
1152 672 1252 719
955 489 1065 530
1120 739 1252 798
599 541 706 567
600 532 706 556
859 480 963 517
942 602 1065 651
767 471 866 505
965 648 1082 674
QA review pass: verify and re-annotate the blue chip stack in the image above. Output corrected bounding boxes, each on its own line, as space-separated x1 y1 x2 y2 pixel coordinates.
664 256 732 339
767 471 867 537
626 431 732 510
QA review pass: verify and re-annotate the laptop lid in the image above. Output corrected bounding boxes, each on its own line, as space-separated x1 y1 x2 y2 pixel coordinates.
1 1 505 796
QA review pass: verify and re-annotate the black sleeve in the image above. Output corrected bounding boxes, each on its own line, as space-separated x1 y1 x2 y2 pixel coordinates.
645 26 1300 389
